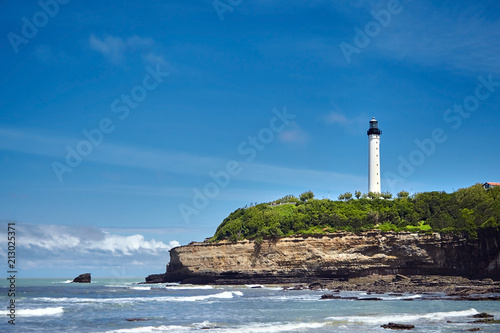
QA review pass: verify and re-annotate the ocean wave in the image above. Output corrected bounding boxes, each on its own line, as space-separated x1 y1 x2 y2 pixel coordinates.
326 308 479 325
34 291 242 304
127 286 152 291
164 285 214 290
380 294 422 301
246 284 265 288
0 307 64 317
102 321 217 333
266 294 321 302
103 321 326 333
220 322 326 332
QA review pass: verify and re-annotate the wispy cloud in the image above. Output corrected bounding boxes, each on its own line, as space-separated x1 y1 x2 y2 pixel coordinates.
324 110 367 135
239 161 365 191
89 34 168 66
278 122 309 144
0 127 364 191
372 3 500 74
35 45 69 65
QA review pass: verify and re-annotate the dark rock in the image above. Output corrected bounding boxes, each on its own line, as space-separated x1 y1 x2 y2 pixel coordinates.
375 279 389 286
72 273 91 283
287 285 304 290
359 297 383 301
320 294 341 300
381 323 415 330
126 318 148 322
470 319 500 324
393 274 410 282
251 286 262 289
459 296 500 301
466 328 482 332
144 273 166 284
309 282 324 290
472 312 494 318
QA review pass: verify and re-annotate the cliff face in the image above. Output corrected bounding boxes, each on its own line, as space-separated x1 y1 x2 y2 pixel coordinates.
146 230 500 284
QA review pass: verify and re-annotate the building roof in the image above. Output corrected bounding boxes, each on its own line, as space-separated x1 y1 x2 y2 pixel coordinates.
484 182 500 186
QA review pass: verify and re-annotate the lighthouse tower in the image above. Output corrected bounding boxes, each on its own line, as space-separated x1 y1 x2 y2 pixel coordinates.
367 117 382 193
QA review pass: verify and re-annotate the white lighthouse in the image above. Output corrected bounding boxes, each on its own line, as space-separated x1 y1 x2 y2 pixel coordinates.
367 117 382 193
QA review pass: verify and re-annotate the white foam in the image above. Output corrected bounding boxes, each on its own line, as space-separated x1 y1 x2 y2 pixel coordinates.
382 294 422 301
103 325 190 332
103 321 327 333
327 308 479 325
164 285 214 290
267 294 320 302
263 287 284 291
35 291 241 304
128 286 151 291
246 284 265 288
219 322 326 332
0 307 64 317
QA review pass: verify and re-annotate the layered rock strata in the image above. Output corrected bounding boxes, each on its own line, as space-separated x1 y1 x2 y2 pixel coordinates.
146 230 500 284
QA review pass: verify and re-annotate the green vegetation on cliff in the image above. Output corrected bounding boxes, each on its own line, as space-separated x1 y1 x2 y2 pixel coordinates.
211 184 500 242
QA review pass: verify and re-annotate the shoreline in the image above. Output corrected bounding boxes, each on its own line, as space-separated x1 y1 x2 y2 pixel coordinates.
150 274 500 301
278 274 500 300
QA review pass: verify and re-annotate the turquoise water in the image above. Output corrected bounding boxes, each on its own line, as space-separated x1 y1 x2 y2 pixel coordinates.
1 278 500 332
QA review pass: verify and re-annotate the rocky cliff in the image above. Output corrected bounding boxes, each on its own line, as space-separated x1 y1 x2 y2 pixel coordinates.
146 230 500 284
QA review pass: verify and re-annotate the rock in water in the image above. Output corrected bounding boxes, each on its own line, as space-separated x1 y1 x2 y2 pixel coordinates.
472 313 493 318
381 323 415 330
72 273 91 283
320 294 341 299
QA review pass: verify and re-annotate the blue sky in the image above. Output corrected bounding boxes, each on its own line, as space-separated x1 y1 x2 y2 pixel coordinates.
1 0 499 278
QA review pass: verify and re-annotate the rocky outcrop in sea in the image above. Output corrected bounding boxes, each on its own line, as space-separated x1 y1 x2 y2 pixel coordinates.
72 273 91 283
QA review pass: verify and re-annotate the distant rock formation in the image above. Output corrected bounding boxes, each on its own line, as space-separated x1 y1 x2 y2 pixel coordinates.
72 273 91 283
381 323 415 330
145 230 500 285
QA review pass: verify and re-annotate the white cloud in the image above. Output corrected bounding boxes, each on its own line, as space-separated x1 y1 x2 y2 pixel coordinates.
324 111 367 135
89 34 167 66
6 224 180 276
18 224 178 255
325 112 349 125
278 122 309 144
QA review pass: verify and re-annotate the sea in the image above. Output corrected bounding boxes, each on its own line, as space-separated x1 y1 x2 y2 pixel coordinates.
1 278 500 332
